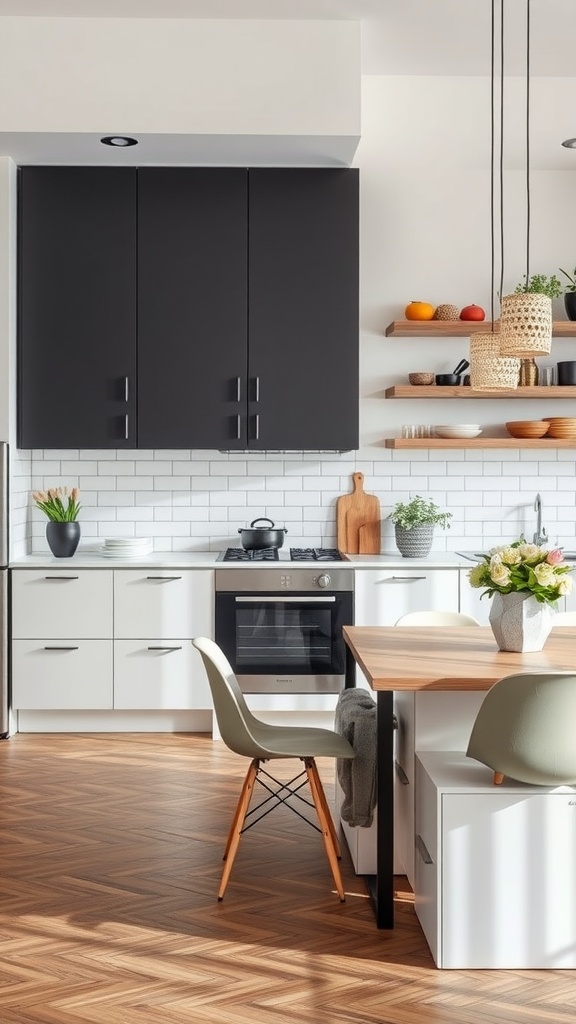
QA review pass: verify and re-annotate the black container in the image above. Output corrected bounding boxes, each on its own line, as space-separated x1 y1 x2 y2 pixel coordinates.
557 361 576 385
435 374 461 385
564 293 576 321
238 517 288 551
46 521 81 558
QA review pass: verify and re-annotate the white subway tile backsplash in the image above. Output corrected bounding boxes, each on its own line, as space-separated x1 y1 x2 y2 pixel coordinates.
20 445 575 555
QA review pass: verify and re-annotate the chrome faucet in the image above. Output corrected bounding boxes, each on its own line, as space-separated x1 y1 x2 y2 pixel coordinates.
533 493 548 546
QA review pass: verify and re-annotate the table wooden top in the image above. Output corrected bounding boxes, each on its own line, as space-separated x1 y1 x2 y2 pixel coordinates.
343 625 576 691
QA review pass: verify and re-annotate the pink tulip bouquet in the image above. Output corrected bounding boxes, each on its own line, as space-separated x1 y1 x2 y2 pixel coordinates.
32 487 81 522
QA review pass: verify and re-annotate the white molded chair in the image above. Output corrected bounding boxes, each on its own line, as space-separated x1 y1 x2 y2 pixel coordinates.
467 672 576 786
192 637 355 902
395 610 481 627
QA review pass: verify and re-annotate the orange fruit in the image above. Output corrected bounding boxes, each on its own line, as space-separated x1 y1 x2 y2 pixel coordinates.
405 301 435 320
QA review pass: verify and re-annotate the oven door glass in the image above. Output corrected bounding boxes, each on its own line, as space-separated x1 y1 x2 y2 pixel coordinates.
216 591 353 676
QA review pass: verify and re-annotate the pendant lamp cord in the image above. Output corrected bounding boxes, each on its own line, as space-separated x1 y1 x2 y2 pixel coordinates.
525 0 531 285
498 0 505 311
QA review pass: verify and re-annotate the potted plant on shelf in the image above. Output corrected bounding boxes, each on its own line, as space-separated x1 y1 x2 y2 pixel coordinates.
513 274 563 299
388 495 452 558
32 486 82 558
558 265 576 320
467 539 573 652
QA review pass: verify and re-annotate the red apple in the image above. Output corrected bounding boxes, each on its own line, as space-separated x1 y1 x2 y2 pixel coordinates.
460 304 485 321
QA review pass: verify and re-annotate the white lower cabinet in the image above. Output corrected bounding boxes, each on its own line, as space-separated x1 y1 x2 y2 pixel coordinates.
114 640 211 710
354 567 460 627
415 751 576 969
12 640 113 709
11 567 215 719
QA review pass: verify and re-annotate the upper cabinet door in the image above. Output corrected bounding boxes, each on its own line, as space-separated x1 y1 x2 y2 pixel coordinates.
137 168 248 450
18 167 137 449
248 169 359 452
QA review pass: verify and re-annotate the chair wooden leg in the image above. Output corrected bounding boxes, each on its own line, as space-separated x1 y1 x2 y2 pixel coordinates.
307 758 341 858
218 758 258 901
305 758 346 902
493 771 505 785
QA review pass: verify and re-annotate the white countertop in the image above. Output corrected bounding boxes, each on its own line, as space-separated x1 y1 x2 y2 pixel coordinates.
9 549 473 570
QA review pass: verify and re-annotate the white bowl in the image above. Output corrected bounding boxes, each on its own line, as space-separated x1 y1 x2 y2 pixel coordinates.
435 425 482 439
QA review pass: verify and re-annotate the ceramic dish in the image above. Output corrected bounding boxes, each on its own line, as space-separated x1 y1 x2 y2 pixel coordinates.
435 425 482 439
506 420 550 439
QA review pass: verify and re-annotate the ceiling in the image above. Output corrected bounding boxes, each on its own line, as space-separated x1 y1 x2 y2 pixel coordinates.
0 0 574 77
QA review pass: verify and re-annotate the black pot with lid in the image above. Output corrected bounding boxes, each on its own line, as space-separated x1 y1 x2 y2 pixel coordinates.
238 517 288 551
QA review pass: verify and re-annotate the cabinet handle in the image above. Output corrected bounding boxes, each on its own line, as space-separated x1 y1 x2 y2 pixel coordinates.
236 376 241 402
416 834 433 865
254 413 260 441
385 576 427 584
124 414 129 440
145 576 182 581
254 376 260 402
124 376 130 402
44 646 79 651
44 576 79 581
147 646 183 652
237 414 241 440
395 760 410 785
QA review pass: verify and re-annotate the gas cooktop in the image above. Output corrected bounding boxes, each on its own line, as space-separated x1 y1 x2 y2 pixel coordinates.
219 547 348 562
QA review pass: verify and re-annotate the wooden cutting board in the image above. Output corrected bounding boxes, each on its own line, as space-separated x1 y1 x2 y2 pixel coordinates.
336 472 381 554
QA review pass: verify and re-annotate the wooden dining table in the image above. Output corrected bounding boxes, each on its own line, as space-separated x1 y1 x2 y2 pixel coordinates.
342 624 576 929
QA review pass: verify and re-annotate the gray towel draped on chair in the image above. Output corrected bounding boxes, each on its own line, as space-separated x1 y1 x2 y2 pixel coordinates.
335 689 377 827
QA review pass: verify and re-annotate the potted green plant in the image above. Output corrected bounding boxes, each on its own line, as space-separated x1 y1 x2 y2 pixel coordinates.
32 486 82 557
513 274 563 299
558 266 576 320
388 495 452 558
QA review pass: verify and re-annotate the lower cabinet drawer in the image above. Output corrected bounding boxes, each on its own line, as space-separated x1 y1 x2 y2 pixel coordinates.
114 640 212 710
12 640 113 709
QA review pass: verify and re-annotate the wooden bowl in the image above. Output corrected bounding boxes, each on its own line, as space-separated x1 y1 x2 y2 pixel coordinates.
408 372 434 385
542 416 576 438
505 420 550 439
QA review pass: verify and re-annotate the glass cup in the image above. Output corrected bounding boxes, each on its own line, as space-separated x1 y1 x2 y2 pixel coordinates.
539 366 555 386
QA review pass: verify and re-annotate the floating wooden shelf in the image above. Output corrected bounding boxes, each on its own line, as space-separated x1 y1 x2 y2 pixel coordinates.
385 437 576 449
384 385 576 399
385 320 576 338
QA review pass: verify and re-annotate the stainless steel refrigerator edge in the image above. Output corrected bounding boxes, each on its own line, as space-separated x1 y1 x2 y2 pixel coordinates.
0 443 8 737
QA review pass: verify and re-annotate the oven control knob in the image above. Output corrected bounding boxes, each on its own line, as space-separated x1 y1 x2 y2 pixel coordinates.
317 573 331 589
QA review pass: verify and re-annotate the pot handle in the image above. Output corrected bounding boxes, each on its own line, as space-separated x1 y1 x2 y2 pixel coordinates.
452 358 470 377
249 517 276 529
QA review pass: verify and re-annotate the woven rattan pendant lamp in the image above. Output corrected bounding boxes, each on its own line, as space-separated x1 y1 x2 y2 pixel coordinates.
499 0 552 358
469 0 520 389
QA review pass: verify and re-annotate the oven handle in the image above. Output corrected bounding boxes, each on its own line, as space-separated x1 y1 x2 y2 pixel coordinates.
234 596 336 603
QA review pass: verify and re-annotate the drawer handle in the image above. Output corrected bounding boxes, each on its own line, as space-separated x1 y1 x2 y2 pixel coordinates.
44 576 79 581
43 646 79 651
145 576 182 582
386 576 427 583
395 760 409 786
147 646 183 652
416 833 433 865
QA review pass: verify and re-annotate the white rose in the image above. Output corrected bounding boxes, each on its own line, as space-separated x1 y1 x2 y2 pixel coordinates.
534 563 556 586
559 577 574 596
516 543 540 562
499 546 522 565
490 562 511 586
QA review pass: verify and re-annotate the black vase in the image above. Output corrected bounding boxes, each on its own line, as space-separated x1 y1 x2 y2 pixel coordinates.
46 521 81 558
564 292 576 321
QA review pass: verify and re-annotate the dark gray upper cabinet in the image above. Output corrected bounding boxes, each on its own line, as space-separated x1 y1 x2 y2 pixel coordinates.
137 168 248 450
18 166 359 451
18 167 137 449
248 169 359 451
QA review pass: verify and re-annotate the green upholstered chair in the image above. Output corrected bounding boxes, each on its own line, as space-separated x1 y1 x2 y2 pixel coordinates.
466 671 576 786
192 637 355 902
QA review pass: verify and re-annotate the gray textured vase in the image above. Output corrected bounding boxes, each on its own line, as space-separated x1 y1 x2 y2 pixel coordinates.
488 591 553 653
394 524 434 558
46 521 81 558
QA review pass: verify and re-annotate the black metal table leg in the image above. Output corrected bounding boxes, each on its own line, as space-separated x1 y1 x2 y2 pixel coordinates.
365 689 395 928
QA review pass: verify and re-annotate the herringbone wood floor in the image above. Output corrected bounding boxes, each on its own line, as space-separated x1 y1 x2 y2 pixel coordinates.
0 733 574 1024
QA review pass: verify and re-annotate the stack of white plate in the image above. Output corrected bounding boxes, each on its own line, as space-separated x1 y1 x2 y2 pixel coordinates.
434 424 482 439
99 538 153 558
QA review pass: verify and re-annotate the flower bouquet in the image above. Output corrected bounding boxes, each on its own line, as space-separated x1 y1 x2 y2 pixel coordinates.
468 539 573 652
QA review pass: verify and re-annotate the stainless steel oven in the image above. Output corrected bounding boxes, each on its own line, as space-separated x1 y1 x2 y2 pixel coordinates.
215 567 354 694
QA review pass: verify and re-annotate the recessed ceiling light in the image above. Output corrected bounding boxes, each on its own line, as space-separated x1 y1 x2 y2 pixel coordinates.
561 138 576 149
100 136 138 147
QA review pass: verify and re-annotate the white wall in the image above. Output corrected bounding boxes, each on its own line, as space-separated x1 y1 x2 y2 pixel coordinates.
1 51 573 556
